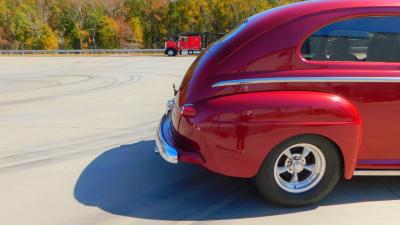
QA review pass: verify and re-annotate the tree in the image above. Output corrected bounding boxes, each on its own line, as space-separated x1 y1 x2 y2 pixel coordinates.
98 16 119 49
8 2 34 49
101 0 124 18
83 6 104 49
31 24 58 49
0 0 6 26
0 27 9 48
0 0 9 49
0 0 304 50
125 0 169 48
130 17 143 48
47 0 76 49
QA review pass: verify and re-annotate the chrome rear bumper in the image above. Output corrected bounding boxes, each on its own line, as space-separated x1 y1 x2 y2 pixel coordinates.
155 112 178 164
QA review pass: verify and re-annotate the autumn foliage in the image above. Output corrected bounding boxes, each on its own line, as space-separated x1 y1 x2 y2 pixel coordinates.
0 0 302 50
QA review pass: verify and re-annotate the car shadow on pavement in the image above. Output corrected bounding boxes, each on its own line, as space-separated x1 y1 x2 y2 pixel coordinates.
74 141 400 221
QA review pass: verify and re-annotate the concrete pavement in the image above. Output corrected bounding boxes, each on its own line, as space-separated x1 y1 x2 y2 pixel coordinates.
0 56 399 225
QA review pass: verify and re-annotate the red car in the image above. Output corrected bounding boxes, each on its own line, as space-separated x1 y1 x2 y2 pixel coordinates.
156 0 400 206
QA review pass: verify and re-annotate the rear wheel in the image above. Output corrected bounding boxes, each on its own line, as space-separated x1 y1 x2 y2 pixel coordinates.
255 135 341 207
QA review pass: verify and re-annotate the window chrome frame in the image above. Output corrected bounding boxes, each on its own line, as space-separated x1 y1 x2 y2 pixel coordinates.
299 14 400 64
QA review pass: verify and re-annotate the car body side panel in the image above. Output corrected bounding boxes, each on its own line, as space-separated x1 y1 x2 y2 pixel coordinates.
175 2 400 178
183 7 400 105
178 91 361 179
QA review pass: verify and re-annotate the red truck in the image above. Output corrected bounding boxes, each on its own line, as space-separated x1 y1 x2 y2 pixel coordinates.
164 34 202 56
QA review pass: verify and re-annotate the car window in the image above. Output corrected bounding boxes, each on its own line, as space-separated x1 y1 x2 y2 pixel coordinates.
301 16 400 63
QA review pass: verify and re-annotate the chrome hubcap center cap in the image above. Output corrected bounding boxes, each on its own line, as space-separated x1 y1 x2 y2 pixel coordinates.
293 161 303 172
286 154 305 173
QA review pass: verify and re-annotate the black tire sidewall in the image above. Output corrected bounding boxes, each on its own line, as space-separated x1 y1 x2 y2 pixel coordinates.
256 135 341 207
166 49 176 56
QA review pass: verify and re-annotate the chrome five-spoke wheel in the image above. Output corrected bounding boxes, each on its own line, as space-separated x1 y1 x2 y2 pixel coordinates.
255 135 341 206
274 143 326 193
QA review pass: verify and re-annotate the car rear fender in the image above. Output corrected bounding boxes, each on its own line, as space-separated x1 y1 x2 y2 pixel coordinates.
189 91 361 179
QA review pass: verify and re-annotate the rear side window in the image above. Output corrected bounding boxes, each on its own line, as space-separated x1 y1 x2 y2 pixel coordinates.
301 16 400 62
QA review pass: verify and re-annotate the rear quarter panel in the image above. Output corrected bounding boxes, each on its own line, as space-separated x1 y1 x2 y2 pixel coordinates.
178 91 361 178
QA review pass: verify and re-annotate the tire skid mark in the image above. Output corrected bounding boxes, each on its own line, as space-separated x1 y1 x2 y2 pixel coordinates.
0 75 93 94
0 78 62 91
0 74 141 106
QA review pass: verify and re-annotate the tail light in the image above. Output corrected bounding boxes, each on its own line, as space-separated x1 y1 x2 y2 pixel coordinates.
181 104 198 117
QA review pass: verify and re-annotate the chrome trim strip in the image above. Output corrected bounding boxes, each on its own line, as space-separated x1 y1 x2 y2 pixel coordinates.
155 112 178 164
212 77 400 88
354 170 400 176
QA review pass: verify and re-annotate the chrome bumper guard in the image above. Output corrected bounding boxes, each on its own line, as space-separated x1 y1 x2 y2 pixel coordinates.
155 111 178 164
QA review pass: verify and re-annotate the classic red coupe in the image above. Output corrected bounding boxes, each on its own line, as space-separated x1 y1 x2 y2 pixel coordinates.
156 0 400 206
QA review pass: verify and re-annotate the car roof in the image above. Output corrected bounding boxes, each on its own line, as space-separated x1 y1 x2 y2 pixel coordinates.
285 0 399 12
210 0 400 75
252 0 400 24
243 0 400 42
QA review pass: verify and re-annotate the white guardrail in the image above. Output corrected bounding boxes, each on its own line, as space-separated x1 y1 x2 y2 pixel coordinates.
0 49 165 55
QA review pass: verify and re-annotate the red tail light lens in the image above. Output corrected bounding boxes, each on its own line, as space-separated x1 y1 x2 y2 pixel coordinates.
181 104 198 117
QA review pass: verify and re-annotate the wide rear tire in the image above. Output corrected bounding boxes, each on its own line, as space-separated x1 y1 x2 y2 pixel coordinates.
255 135 341 207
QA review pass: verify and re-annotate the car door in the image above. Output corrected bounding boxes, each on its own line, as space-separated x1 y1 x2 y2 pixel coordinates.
301 15 400 167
